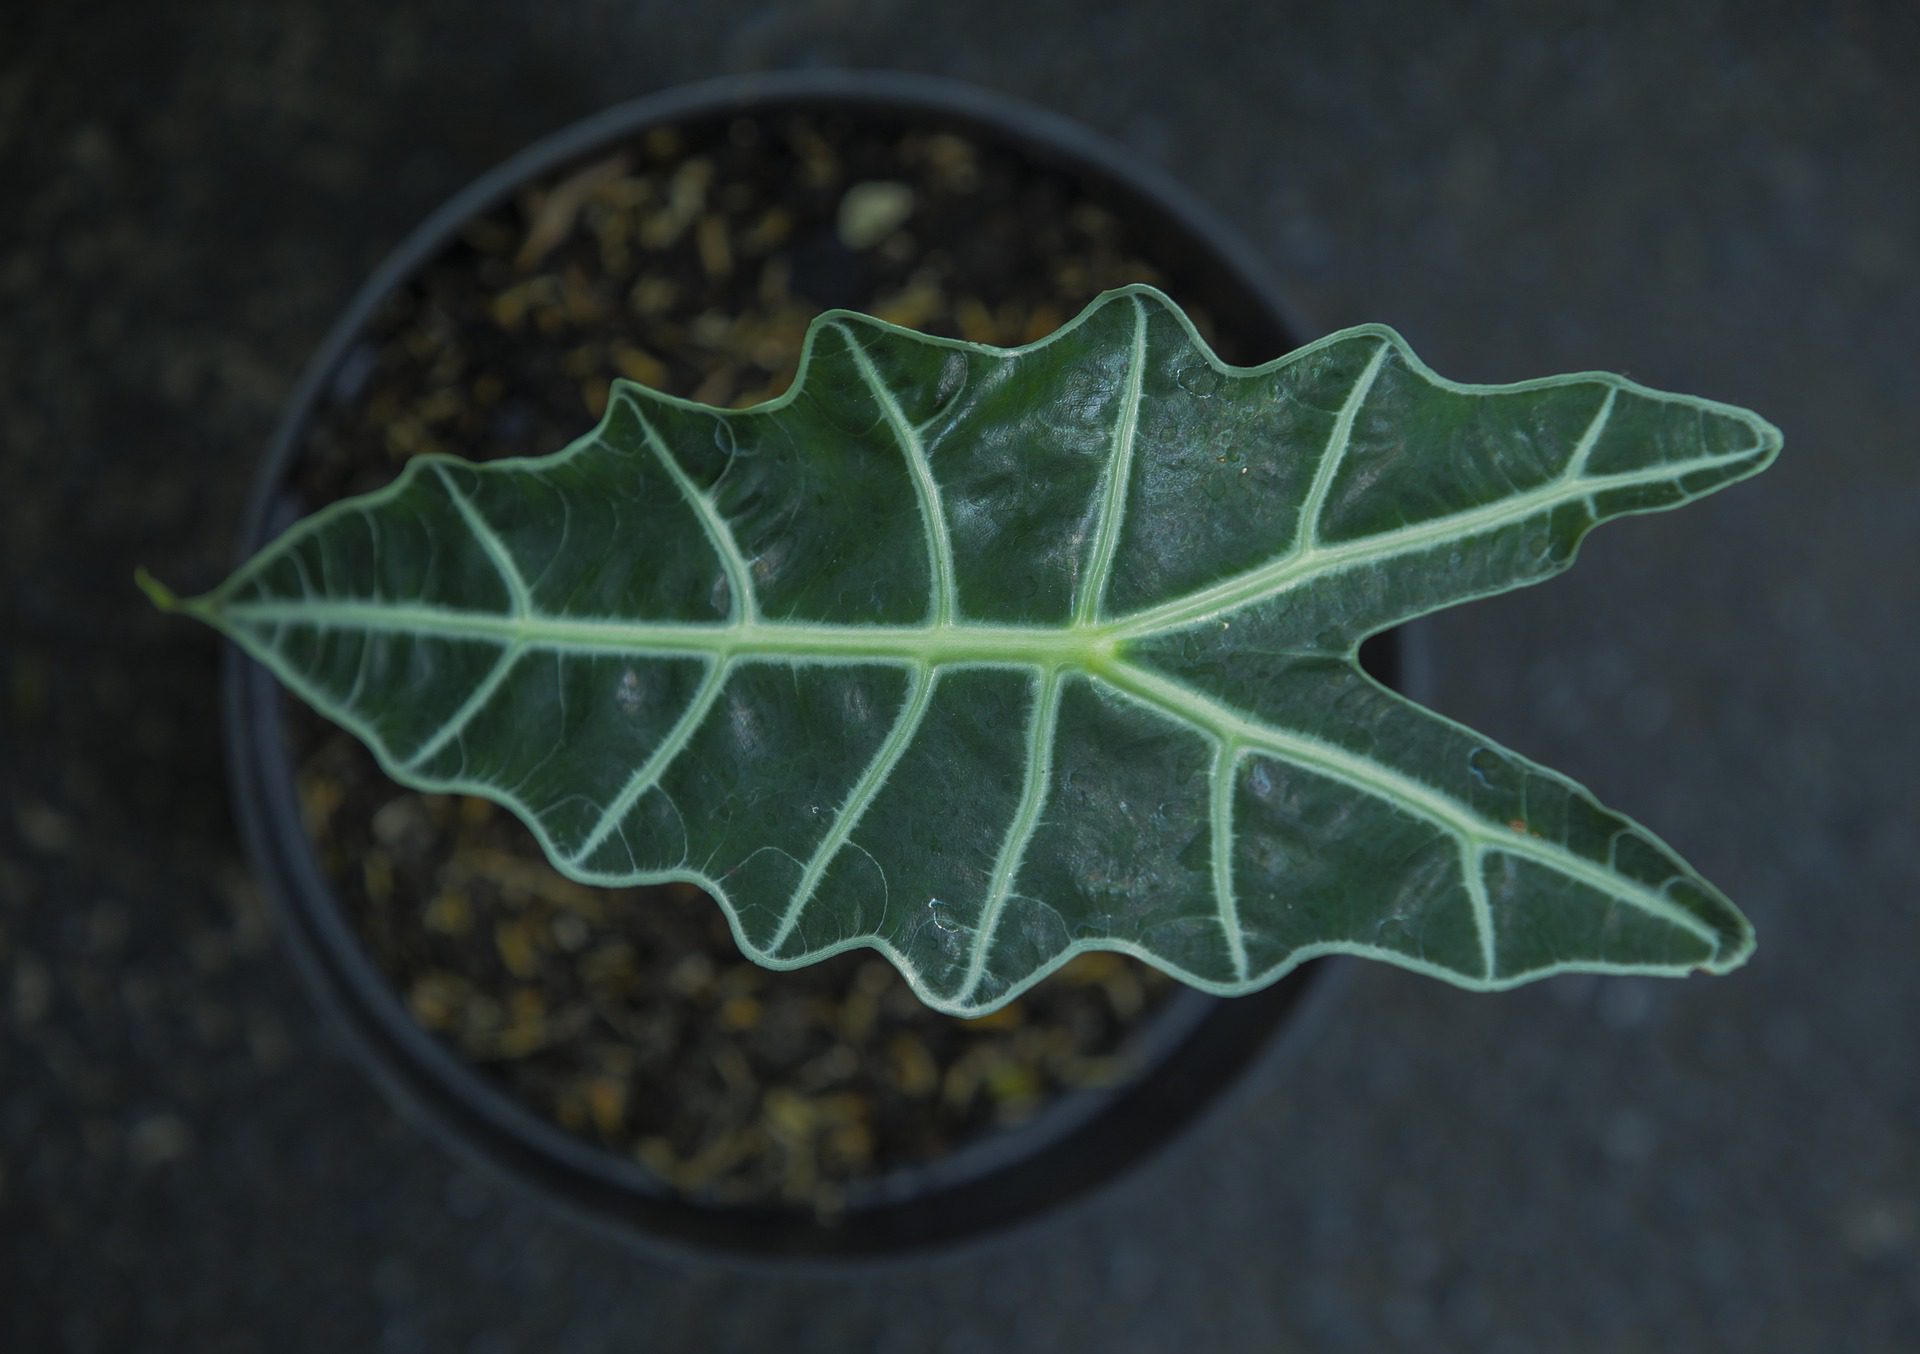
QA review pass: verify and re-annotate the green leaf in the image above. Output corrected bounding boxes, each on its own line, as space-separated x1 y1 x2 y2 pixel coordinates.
165 286 1780 1015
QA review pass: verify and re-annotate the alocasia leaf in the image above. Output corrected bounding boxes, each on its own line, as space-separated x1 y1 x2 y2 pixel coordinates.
147 286 1781 1015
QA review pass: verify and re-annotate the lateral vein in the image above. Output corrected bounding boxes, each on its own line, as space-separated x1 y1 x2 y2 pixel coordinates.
570 659 732 866
1212 740 1249 981
401 641 525 771
960 668 1065 1002
1296 340 1391 552
1075 296 1148 626
834 323 958 625
624 396 759 623
435 465 532 618
1461 839 1497 980
767 664 938 952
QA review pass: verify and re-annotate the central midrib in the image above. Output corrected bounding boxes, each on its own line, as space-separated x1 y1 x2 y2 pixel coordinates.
217 598 1118 667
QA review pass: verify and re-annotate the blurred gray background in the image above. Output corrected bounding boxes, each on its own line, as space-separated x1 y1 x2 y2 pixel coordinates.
3 2 1915 1349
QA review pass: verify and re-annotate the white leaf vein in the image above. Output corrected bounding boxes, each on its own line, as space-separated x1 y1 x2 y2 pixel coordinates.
569 658 732 867
623 395 758 623
766 663 939 952
1212 740 1249 981
1297 339 1392 553
833 322 958 625
1075 295 1149 626
434 465 532 617
960 668 1065 1002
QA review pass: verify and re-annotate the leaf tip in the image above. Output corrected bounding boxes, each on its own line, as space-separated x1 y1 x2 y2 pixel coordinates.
1710 401 1785 481
134 566 182 613
1696 911 1758 978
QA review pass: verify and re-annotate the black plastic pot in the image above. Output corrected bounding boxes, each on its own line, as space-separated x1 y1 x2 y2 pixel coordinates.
224 69 1421 1267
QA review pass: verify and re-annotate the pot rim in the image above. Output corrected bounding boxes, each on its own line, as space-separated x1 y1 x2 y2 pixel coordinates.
222 67 1400 1271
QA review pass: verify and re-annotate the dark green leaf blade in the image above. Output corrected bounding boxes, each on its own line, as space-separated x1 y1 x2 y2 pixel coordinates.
167 286 1780 1014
